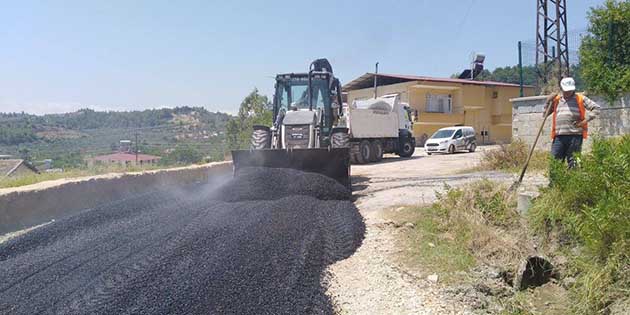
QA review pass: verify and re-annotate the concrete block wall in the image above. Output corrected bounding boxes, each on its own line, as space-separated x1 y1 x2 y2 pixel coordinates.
0 162 232 235
511 94 630 150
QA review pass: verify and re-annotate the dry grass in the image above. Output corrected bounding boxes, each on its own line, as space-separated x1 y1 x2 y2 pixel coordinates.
389 180 535 282
477 140 549 173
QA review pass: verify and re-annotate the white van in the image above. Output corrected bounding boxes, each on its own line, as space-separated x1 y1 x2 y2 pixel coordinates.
424 126 477 155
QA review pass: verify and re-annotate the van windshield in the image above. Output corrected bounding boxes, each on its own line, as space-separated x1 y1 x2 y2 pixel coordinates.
431 129 455 139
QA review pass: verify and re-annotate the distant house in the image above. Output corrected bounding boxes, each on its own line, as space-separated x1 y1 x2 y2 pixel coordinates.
343 73 536 145
87 152 161 168
0 159 40 177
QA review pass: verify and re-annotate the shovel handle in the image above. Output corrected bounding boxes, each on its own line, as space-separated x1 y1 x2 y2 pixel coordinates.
516 95 556 184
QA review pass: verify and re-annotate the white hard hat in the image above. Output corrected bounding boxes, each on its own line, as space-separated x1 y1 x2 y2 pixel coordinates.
560 77 576 92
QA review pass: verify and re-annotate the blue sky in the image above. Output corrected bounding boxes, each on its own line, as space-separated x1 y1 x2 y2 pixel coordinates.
0 0 604 114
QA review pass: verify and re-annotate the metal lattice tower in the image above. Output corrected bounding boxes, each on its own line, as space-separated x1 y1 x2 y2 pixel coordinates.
535 0 570 84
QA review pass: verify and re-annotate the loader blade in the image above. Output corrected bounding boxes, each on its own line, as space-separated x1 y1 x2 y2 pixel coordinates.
231 148 351 188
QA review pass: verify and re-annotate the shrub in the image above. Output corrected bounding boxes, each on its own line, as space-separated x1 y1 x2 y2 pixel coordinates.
528 135 630 313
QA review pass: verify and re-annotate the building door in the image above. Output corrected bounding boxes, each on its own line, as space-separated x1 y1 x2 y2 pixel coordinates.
464 110 480 134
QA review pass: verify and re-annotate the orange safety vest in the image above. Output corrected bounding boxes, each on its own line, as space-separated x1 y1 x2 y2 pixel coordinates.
551 93 588 140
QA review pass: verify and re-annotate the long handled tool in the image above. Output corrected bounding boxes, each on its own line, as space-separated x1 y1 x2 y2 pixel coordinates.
508 94 557 192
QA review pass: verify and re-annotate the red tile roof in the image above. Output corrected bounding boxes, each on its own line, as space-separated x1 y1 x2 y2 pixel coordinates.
343 73 534 91
91 152 161 162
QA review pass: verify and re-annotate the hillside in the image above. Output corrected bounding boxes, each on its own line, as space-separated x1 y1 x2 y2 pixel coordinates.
0 107 231 168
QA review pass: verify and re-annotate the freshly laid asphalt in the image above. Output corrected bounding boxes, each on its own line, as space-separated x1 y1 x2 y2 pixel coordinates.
0 168 365 315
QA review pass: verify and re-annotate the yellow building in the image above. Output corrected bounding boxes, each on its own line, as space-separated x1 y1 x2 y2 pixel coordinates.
343 73 535 145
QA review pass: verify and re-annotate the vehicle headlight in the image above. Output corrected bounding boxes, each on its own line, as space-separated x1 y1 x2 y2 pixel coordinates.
440 140 448 144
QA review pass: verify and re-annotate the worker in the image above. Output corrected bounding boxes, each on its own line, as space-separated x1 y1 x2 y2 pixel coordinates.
544 77 601 168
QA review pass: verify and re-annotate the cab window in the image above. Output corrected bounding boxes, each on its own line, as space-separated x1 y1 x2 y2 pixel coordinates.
453 129 463 139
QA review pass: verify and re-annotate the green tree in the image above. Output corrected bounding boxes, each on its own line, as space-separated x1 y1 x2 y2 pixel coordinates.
580 0 630 103
453 65 539 89
161 144 204 165
226 88 273 150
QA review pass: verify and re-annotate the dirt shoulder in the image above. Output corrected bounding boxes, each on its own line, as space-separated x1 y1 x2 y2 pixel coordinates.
325 146 545 314
0 162 228 196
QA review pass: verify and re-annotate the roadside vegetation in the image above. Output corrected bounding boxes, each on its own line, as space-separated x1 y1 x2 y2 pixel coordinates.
391 135 630 314
390 180 529 284
225 89 273 150
529 135 630 314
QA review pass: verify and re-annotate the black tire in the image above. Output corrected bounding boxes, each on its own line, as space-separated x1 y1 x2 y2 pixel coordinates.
398 138 415 158
350 143 362 164
358 140 371 164
468 143 477 153
370 140 383 162
250 126 270 150
448 144 455 154
427 152 432 155
331 128 350 148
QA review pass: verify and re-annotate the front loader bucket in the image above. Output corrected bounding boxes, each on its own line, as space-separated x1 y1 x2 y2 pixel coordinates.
231 148 351 188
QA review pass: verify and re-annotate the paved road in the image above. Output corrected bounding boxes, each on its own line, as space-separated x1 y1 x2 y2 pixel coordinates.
0 168 364 315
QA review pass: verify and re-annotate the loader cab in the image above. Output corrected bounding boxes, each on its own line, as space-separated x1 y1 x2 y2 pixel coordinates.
273 73 340 136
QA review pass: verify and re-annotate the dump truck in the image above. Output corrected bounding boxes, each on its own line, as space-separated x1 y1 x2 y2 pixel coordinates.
343 94 415 164
231 59 351 187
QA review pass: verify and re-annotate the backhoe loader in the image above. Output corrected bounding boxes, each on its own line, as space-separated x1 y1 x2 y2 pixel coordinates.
231 59 351 187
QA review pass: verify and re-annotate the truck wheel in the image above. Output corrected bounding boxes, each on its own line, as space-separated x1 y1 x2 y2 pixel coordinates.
250 126 270 149
468 143 476 153
448 144 455 154
398 138 415 158
358 140 371 164
332 128 350 148
370 140 383 162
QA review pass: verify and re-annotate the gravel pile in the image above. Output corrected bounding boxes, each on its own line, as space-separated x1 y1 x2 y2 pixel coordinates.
0 168 364 315
216 167 351 202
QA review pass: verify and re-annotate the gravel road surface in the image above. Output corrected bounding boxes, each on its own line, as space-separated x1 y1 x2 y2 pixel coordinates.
0 168 364 315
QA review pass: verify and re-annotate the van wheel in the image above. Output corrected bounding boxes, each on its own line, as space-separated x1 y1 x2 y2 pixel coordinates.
427 152 432 155
358 140 371 164
448 144 455 154
370 140 383 162
468 143 476 153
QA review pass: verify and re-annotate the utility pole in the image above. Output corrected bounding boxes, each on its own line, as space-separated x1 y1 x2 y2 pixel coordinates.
518 41 524 97
535 0 570 85
135 132 138 165
373 62 379 98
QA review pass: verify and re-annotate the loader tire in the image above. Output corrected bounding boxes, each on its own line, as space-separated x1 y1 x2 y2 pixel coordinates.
369 140 383 162
331 128 350 148
250 126 271 150
350 143 360 164
358 140 371 164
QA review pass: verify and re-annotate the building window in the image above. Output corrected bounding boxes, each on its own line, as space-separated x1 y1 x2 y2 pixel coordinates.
425 94 452 113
